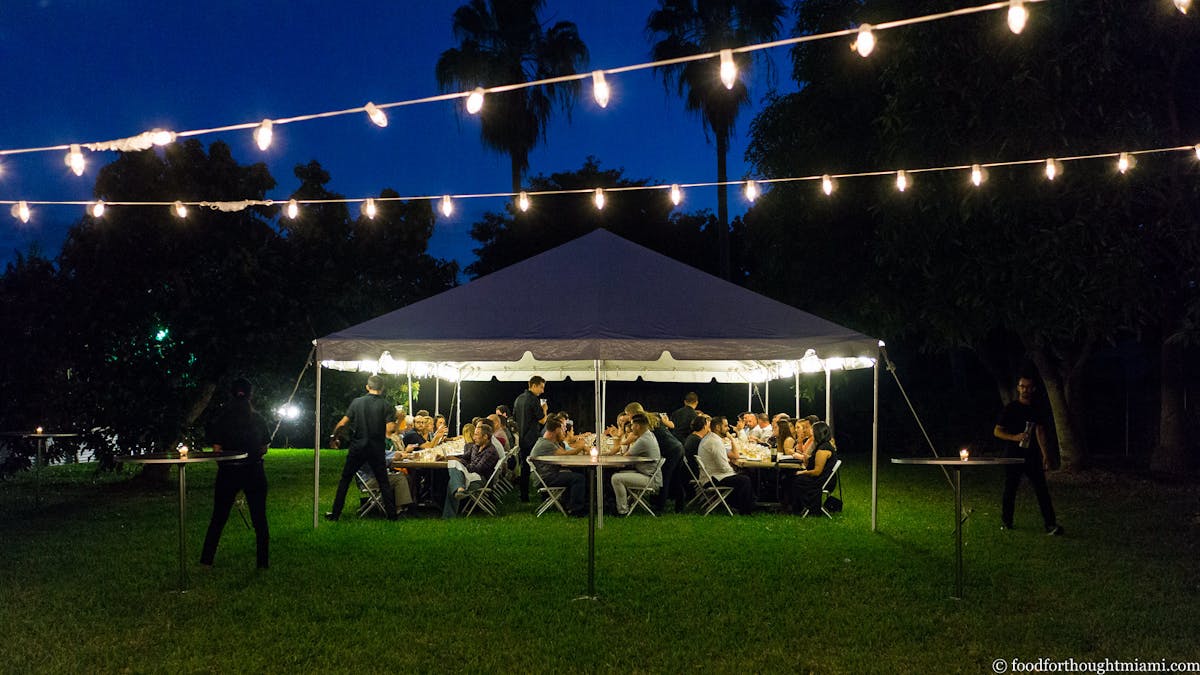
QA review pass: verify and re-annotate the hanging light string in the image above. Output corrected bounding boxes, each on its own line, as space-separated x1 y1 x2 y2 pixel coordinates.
0 0 1046 160
5 141 1197 219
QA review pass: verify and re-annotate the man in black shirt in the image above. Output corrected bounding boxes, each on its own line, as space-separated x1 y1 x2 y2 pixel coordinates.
513 375 548 502
670 392 700 443
677 414 709 512
994 375 1062 535
326 375 398 521
201 378 271 569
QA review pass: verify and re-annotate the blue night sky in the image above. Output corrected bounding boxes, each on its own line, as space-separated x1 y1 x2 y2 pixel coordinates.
0 0 790 270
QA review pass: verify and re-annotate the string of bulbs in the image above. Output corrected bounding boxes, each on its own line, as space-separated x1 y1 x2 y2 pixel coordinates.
2 0 1195 225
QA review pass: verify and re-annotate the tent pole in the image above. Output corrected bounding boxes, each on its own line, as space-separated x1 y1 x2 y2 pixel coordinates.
765 378 770 415
747 383 752 412
314 363 322 529
407 372 413 417
435 376 440 417
825 368 833 429
456 379 462 435
602 379 607 428
871 355 880 532
594 360 604 531
794 372 800 419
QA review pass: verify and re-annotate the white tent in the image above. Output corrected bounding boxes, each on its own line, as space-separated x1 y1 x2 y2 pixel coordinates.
313 229 882 527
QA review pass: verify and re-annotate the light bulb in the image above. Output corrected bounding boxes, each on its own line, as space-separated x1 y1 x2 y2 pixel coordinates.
466 88 485 114
1195 143 1200 160
854 24 875 57
65 144 86 176
1175 0 1190 14
896 170 908 192
1117 152 1133 174
744 180 758 202
363 198 377 219
364 102 388 127
1008 0 1028 35
821 174 834 196
593 187 605 210
517 191 530 212
91 201 105 218
286 199 299 219
440 195 454 217
150 129 175 146
592 71 610 108
11 201 30 223
1045 158 1060 181
254 119 273 151
173 201 188 218
670 184 682 206
719 49 737 89
970 164 986 187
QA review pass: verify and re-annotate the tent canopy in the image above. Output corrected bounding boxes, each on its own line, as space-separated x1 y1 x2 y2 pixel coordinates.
314 229 879 381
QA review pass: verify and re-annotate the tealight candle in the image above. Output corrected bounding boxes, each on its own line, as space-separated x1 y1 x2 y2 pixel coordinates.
36 426 44 434
959 448 969 461
178 444 189 459
590 447 599 462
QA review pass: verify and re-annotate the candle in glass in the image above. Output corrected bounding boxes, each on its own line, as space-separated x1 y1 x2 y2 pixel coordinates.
959 448 969 461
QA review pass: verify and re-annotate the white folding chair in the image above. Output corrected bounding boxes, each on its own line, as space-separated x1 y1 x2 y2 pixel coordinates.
355 470 387 518
681 455 710 511
696 460 734 516
626 458 666 517
800 459 843 519
527 457 568 517
462 452 506 517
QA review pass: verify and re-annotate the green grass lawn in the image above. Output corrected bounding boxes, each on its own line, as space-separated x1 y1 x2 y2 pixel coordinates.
2 450 1198 673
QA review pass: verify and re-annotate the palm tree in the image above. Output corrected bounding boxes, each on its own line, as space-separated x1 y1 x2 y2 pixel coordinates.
647 0 786 279
436 0 589 194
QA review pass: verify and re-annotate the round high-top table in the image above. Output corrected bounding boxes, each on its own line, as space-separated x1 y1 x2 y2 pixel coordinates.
0 431 81 507
537 454 654 599
116 452 247 591
891 456 1024 599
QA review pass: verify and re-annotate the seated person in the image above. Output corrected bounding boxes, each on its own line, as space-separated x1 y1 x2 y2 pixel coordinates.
697 416 755 515
487 413 511 452
733 412 755 442
403 414 447 453
776 419 798 459
529 417 586 516
442 423 500 519
434 414 447 436
385 406 407 451
559 415 590 453
610 413 662 515
789 421 838 515
748 413 773 444
359 446 414 513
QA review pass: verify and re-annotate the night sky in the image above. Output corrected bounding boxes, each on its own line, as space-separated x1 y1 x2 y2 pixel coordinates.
0 0 787 271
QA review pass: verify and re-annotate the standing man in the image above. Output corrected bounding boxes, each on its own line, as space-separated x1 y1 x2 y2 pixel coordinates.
200 378 271 569
326 375 398 521
670 392 700 443
513 375 548 503
994 375 1063 535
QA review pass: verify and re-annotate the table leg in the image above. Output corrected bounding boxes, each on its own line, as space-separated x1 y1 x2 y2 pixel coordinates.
35 438 43 507
595 465 604 530
178 463 189 592
953 467 963 600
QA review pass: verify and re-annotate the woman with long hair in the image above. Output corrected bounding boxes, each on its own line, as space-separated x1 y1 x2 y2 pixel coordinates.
789 421 837 515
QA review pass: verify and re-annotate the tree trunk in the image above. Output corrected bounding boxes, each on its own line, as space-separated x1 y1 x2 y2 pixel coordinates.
1150 334 1189 475
1030 347 1087 471
715 132 731 281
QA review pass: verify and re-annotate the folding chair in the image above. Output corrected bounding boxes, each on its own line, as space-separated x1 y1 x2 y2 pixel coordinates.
355 470 387 518
527 457 568 517
681 455 710 512
696 459 735 516
800 459 843 519
462 452 506 517
626 458 666 517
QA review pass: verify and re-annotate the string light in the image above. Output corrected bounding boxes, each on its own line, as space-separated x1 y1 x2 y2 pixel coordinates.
1117 152 1133 174
1194 143 1199 160
254 119 274 151
1044 158 1061 180
364 102 388 127
286 199 299 219
670 184 682 206
64 144 85 176
91 201 105 218
11 201 30 223
853 25 876 57
719 49 737 89
744 180 759 202
517 191 530 212
592 71 610 108
173 201 188 218
593 187 605 210
440 194 453 217
466 88 485 115
970 164 986 186
150 130 175 146
1007 0 1028 35
896 170 909 192
1175 0 1191 14
363 198 377 219
821 174 834 196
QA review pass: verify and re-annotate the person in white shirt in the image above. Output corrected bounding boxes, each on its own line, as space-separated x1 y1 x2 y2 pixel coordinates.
696 416 754 515
747 413 773 444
